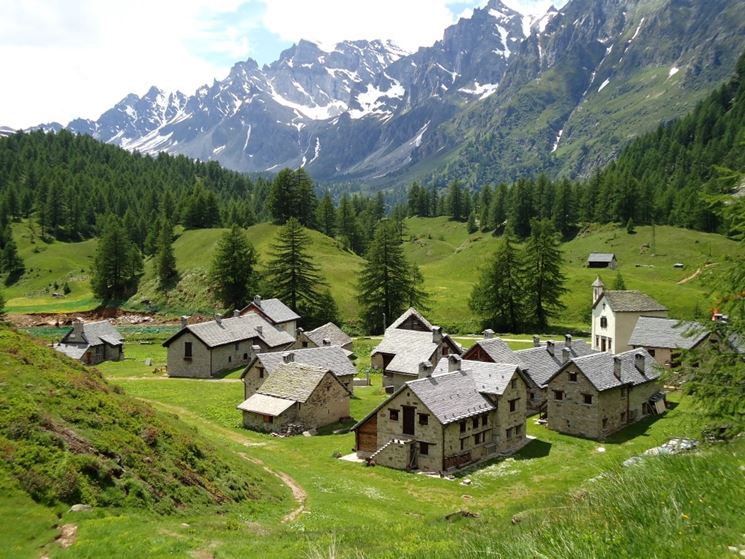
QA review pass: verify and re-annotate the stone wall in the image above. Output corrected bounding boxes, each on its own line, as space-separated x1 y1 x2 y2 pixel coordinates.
167 332 212 378
242 406 299 432
492 372 528 453
296 373 350 429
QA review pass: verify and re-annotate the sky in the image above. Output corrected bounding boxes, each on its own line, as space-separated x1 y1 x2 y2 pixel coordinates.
0 0 564 129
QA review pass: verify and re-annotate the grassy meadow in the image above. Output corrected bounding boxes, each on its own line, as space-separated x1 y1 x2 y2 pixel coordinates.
4 218 740 338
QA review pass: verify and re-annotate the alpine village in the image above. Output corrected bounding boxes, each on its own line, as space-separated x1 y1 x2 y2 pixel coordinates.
1 1 744 557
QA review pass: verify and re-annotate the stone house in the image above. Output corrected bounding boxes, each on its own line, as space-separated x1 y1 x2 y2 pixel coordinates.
163 314 294 378
371 308 462 390
353 355 529 472
237 362 351 433
241 345 357 398
293 322 353 352
461 330 519 363
239 295 300 338
515 335 598 414
587 253 617 269
545 348 662 440
54 319 124 365
628 316 711 367
591 278 668 353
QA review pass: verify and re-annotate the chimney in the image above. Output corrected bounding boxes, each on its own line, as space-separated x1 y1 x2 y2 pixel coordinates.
251 344 261 354
448 354 462 372
546 340 555 357
283 352 294 364
613 356 622 380
634 352 645 373
432 326 443 344
482 329 495 339
322 338 331 346
562 347 571 364
297 327 304 335
532 335 540 347
72 318 84 340
180 316 189 330
255 325 263 336
253 294 262 307
564 334 572 349
418 360 433 378
233 309 240 318
215 313 222 325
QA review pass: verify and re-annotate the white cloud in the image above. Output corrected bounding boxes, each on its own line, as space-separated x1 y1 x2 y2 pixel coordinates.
260 1 479 53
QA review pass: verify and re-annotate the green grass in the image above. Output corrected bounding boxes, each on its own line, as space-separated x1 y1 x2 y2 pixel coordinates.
5 218 740 338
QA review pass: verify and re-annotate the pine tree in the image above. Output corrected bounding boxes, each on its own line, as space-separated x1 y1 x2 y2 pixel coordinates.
469 234 526 332
448 180 464 221
209 225 258 309
467 211 478 234
613 272 626 290
357 220 427 333
524 219 567 329
90 216 142 300
316 191 336 237
156 221 178 289
265 218 325 315
1 226 24 284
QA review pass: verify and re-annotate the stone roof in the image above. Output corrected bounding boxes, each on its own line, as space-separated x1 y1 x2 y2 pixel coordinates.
236 393 295 416
588 253 616 262
54 343 89 360
467 337 519 363
61 320 123 347
431 358 522 396
163 314 294 349
628 317 709 350
372 329 441 376
304 322 352 348
387 307 434 331
595 290 668 313
550 348 660 392
255 362 333 403
516 339 597 388
241 296 300 324
243 345 357 379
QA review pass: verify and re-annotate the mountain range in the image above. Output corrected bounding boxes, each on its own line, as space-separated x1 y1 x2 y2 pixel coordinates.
26 0 745 190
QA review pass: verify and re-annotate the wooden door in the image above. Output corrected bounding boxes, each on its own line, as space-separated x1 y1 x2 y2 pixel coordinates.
403 406 415 436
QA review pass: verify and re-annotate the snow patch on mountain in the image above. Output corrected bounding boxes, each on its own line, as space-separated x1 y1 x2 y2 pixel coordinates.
668 66 679 77
598 78 610 92
459 81 499 100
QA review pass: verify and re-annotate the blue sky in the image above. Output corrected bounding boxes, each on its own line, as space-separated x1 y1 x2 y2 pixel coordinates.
0 0 564 129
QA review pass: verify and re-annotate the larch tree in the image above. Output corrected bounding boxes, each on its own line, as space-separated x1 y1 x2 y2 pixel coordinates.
90 216 142 300
357 220 427 334
469 234 526 332
265 217 325 315
209 225 259 309
156 221 178 289
524 218 567 330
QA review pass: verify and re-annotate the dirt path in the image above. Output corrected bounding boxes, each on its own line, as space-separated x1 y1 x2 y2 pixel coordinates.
114 376 242 383
677 263 717 285
40 523 78 558
134 398 305 523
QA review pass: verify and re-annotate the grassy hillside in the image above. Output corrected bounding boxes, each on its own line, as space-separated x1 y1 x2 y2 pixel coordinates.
0 326 285 534
5 217 738 334
404 217 740 333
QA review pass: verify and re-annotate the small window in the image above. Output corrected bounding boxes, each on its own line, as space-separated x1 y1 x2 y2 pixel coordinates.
568 372 578 383
553 390 564 401
509 399 518 412
529 391 535 401
602 417 608 429
474 432 483 445
481 415 488 427
389 409 399 421
515 423 522 436
472 417 479 429
418 413 429 426
460 421 466 433
302 341 309 348
263 415 273 424
620 411 626 422
228 356 232 363
600 316 608 328
583 394 593 405
258 367 264 379
184 342 192 359
442 346 449 356
235 342 239 351
243 353 248 360
510 379 517 389
419 442 429 455
460 438 466 450
648 349 656 357
506 427 513 439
